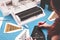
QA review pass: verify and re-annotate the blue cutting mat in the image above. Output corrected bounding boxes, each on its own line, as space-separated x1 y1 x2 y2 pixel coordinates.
0 5 54 40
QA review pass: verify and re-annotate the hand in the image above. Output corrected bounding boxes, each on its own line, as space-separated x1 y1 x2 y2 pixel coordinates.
38 21 46 27
38 22 50 27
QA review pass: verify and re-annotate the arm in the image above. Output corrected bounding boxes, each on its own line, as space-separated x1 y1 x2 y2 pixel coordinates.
38 23 51 30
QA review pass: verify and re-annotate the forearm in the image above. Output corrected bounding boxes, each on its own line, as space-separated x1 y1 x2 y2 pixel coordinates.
39 26 51 30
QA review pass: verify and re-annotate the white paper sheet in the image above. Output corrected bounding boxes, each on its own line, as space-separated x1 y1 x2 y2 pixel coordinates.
15 29 30 40
0 17 4 28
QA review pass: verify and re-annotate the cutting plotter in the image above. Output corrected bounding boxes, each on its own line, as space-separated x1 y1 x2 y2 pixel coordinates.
12 6 45 25
16 6 43 21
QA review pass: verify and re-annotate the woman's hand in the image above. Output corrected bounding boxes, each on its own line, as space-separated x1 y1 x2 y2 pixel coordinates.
38 22 50 27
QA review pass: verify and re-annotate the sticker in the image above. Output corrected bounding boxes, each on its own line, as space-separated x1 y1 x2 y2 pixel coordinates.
4 23 23 33
48 11 58 21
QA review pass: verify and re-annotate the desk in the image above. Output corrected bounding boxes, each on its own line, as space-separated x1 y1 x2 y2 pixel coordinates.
0 5 54 40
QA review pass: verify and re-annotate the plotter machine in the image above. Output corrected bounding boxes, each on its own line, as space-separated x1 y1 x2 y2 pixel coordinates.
0 0 45 25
